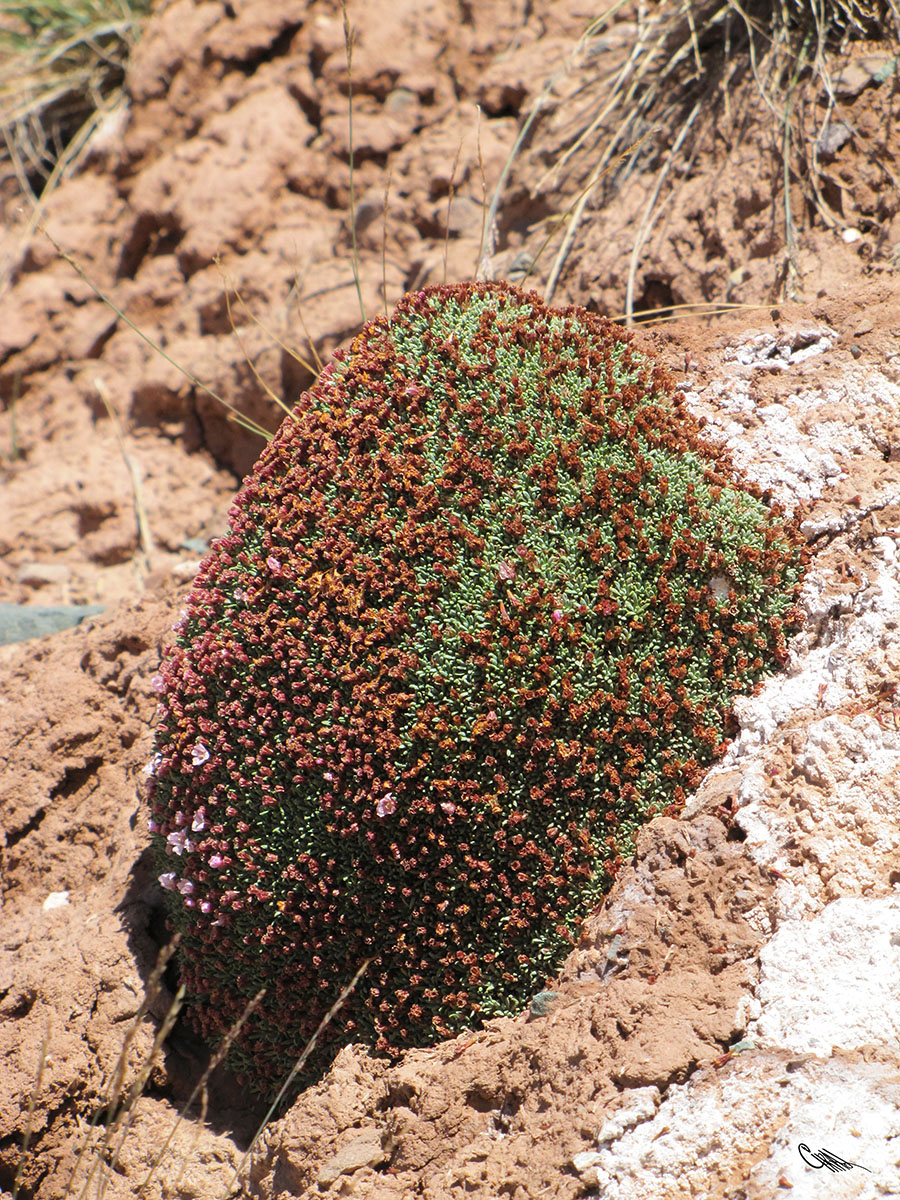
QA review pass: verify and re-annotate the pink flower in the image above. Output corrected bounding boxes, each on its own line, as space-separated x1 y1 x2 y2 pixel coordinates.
142 753 161 779
551 609 565 625
191 742 210 767
440 802 456 816
209 854 224 869
192 811 206 832
266 556 282 574
177 879 194 895
497 560 516 582
376 792 396 818
166 830 188 855
158 872 177 891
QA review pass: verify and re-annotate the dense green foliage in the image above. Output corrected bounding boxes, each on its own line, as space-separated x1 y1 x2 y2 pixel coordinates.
149 281 806 1098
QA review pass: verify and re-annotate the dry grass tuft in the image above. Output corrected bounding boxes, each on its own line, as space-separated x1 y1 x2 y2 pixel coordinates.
0 0 150 204
538 0 900 312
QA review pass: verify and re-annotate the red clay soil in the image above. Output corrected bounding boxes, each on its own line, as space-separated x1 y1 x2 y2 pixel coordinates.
2 1 899 1198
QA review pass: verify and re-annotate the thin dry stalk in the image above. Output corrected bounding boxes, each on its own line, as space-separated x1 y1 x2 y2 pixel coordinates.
285 264 325 373
382 160 393 320
443 138 463 285
477 54 575 280
94 376 154 572
222 958 372 1199
222 290 295 417
38 224 273 441
134 989 266 1197
6 368 23 460
542 127 658 303
340 0 366 325
624 102 701 325
62 937 181 1200
531 128 655 298
610 298 775 322
216 259 319 381
474 104 489 280
88 985 185 1200
11 1022 51 1200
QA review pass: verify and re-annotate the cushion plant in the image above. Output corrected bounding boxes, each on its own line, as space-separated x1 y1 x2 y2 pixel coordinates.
149 281 806 1098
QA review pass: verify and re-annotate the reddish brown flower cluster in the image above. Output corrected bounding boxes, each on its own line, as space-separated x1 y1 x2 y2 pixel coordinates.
150 281 807 1099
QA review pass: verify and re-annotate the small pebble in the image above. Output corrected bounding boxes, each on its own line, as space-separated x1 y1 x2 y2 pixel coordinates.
572 1150 604 1174
172 559 202 583
529 990 559 1016
816 120 853 155
15 562 72 588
